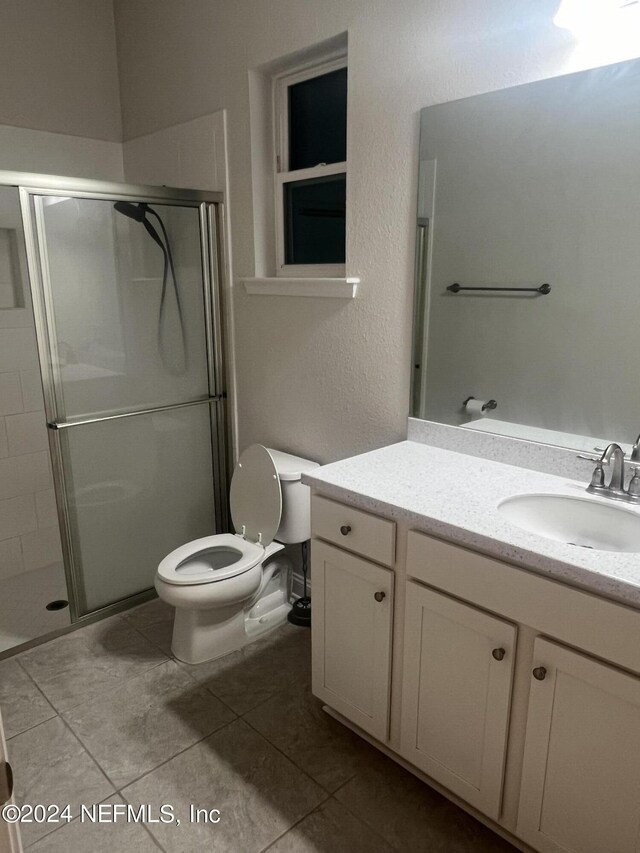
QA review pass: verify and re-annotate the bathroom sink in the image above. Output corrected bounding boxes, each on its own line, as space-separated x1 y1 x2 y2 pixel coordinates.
497 493 640 552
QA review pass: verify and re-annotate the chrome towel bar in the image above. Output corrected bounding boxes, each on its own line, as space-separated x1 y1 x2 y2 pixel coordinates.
447 283 551 295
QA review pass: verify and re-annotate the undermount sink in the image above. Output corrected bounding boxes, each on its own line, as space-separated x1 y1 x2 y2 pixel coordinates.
497 493 640 553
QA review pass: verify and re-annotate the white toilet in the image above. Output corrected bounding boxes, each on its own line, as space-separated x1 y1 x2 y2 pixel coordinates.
155 444 318 664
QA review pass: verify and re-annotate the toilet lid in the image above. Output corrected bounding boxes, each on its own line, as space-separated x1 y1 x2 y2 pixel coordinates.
229 444 282 545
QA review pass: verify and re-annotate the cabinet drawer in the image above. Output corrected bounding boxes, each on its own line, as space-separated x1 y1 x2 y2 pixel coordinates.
406 529 640 676
311 495 395 566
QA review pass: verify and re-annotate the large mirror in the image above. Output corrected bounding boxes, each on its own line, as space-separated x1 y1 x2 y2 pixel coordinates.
411 58 640 454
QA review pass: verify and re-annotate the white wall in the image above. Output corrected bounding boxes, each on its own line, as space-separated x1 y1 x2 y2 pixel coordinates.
0 124 124 181
0 0 121 142
0 0 124 181
123 113 227 191
112 0 640 465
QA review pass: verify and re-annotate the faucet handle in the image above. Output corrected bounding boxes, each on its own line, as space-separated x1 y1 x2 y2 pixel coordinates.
577 454 601 463
588 462 605 489
628 467 640 499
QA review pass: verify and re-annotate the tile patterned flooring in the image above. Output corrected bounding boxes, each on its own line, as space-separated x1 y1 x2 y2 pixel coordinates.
2 599 517 852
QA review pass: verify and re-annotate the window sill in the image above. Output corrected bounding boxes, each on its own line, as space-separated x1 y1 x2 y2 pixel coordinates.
241 277 359 298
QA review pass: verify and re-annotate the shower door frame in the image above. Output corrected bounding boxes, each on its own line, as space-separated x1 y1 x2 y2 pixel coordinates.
0 171 231 624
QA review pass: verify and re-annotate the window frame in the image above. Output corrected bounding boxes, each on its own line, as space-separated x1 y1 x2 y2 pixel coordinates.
273 55 347 278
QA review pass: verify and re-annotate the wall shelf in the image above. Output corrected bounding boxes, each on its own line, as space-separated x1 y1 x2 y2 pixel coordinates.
242 277 359 298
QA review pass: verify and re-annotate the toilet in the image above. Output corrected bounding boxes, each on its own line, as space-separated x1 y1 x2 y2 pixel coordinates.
155 444 318 664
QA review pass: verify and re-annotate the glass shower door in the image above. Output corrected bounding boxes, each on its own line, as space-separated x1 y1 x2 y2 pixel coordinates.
27 192 225 616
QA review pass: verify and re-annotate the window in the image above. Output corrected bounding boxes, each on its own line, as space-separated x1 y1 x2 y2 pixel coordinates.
274 58 347 277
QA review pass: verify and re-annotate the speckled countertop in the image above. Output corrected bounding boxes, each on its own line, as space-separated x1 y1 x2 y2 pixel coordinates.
302 440 640 610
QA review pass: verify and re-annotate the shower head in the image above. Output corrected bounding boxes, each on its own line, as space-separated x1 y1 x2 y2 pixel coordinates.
113 201 149 222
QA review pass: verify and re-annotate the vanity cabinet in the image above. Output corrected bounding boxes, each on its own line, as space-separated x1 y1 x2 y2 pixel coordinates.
517 638 640 853
310 493 640 853
400 582 516 819
311 539 394 741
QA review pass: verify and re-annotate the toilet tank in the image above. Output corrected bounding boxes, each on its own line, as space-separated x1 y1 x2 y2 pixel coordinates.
266 448 319 544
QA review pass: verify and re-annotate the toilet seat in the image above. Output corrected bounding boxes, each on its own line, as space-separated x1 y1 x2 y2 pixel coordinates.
158 444 285 588
157 534 265 586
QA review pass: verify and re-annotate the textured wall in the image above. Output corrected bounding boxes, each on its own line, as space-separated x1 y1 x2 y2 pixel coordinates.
113 0 637 464
0 0 122 142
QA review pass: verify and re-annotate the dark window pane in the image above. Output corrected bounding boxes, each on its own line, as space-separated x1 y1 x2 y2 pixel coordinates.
289 68 347 171
284 174 346 265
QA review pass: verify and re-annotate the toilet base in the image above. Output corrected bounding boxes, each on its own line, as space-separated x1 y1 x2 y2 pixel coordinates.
170 565 292 665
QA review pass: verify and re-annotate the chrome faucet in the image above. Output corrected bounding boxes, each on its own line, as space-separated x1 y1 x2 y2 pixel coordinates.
631 433 640 463
585 443 640 504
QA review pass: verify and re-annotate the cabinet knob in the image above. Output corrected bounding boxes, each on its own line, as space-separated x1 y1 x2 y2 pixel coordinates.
532 666 547 681
492 647 506 661
340 525 352 536
374 591 386 602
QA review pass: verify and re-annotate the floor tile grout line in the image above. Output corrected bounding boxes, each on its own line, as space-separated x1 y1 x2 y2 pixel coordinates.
27 653 171 718
12 617 171 717
6 712 60 745
115 714 326 836
12 655 58 714
57 714 116 792
241 713 334 796
17 752 115 850
114 715 239 795
258 791 334 853
20 787 142 851
173 657 245 719
329 776 408 853
62 688 237 794
138 815 167 853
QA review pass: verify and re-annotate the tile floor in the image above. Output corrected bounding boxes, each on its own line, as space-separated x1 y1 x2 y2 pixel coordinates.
2 599 518 852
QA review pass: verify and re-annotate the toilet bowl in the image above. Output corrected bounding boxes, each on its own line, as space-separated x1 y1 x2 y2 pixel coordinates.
155 445 318 664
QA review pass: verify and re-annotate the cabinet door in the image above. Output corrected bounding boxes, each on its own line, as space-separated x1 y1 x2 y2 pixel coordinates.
518 638 640 853
311 540 394 741
400 582 516 819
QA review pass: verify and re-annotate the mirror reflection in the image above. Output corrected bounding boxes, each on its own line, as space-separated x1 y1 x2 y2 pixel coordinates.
412 58 640 454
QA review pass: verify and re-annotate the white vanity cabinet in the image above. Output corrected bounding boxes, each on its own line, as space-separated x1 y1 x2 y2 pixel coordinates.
310 492 640 853
311 541 394 741
400 582 516 819
517 638 640 853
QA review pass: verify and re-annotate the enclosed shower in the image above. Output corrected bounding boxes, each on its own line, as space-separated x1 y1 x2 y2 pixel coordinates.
0 172 228 654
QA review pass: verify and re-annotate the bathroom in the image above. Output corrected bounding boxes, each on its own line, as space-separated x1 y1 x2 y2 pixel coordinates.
1 0 640 851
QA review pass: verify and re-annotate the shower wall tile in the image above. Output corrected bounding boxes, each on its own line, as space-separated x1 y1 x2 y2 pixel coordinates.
20 369 45 411
0 308 32 329
0 451 53 500
0 206 64 651
21 526 63 573
0 327 39 371
5 411 49 456
35 490 58 529
0 372 24 415
0 494 38 540
0 537 23 580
